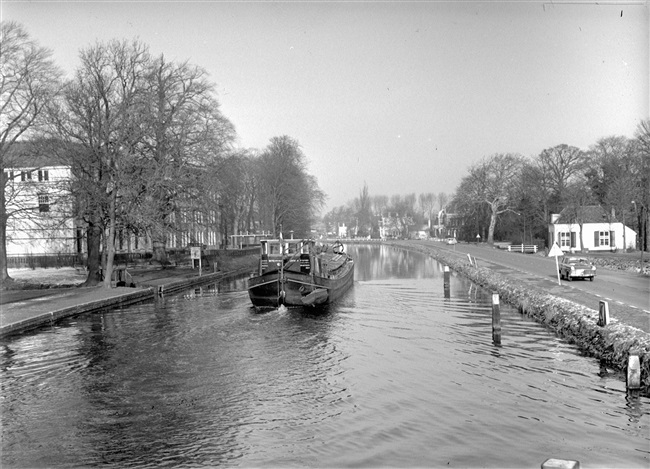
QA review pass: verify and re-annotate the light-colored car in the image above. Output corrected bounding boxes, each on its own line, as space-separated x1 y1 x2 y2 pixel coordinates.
559 256 596 281
446 237 458 245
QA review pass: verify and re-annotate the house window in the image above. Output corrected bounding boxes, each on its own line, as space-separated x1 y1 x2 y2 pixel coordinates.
38 194 50 212
598 231 609 246
21 171 32 181
38 170 49 181
559 232 571 247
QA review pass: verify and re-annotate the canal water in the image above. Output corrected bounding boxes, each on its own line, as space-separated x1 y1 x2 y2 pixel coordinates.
1 244 648 468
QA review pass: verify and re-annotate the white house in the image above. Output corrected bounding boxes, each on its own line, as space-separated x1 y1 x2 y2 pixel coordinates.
4 142 225 260
337 222 348 238
4 147 79 256
548 205 637 253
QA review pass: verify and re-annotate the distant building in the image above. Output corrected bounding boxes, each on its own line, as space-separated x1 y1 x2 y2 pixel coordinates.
4 142 225 260
378 213 410 239
338 222 348 238
434 208 462 239
3 144 79 256
548 205 637 252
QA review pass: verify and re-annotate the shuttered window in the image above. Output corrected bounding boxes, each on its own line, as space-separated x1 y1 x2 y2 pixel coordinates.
38 194 49 212
594 231 609 246
559 232 571 247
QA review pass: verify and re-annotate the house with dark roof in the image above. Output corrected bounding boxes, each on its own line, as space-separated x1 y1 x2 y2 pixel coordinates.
548 205 637 252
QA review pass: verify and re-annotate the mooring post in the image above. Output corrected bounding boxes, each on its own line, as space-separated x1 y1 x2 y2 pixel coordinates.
627 351 641 390
541 458 580 469
492 291 501 345
443 266 450 298
598 300 609 327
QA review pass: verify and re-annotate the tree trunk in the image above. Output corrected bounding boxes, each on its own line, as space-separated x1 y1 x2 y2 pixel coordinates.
84 223 102 286
487 205 498 245
152 238 169 265
0 208 11 284
103 191 117 288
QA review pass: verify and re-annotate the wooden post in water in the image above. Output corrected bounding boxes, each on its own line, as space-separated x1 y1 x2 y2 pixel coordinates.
627 352 641 390
492 291 501 345
443 266 450 298
598 300 609 327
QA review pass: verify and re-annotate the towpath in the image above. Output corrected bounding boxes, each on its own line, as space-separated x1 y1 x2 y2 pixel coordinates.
0 266 248 338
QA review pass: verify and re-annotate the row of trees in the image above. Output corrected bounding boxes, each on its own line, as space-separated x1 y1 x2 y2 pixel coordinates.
453 128 649 247
0 22 324 287
323 184 449 238
325 125 649 249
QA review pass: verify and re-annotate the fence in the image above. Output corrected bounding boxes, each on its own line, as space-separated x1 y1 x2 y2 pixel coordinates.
507 244 539 254
7 254 84 269
8 247 260 270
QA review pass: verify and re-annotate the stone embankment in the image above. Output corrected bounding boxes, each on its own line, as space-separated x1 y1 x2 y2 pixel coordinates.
393 241 650 394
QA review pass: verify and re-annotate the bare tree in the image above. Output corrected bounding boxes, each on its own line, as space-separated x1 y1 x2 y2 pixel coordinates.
537 144 586 206
437 192 448 212
0 21 62 284
352 182 372 237
418 192 437 228
133 55 235 262
370 195 388 216
255 136 324 237
633 119 650 252
216 150 256 243
584 135 641 250
55 38 151 287
455 153 524 244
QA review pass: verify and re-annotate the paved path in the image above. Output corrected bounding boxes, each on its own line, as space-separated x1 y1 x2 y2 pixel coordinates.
0 268 235 338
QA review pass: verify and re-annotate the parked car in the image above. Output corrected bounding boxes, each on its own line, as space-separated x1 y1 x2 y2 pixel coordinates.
446 237 458 245
559 256 596 281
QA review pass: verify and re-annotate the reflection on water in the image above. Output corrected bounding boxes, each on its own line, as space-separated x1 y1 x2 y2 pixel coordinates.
1 244 648 468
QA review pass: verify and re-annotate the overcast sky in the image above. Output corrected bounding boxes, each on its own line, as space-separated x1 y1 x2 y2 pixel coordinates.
3 1 648 212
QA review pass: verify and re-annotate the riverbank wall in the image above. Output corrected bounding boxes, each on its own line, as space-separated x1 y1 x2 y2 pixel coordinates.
0 265 254 339
391 241 650 393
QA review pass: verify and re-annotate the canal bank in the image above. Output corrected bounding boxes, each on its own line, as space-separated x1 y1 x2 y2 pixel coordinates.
0 264 255 339
391 240 650 393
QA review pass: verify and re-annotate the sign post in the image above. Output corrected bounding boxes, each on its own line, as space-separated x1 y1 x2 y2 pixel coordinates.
191 246 202 276
548 242 563 285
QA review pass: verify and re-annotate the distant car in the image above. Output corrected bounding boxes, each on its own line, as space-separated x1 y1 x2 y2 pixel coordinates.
446 237 458 245
559 256 596 281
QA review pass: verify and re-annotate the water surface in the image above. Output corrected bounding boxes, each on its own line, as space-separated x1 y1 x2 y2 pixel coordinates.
1 244 648 468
